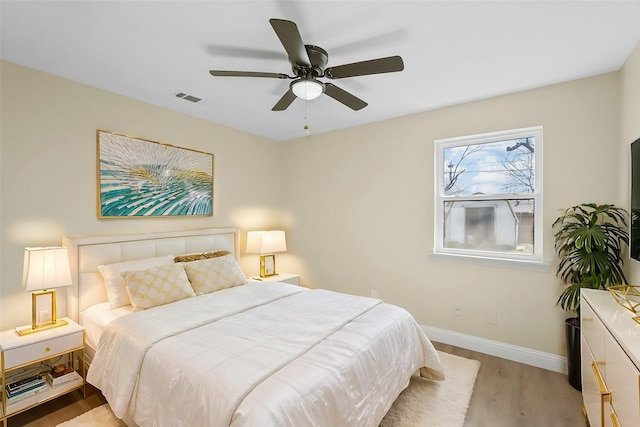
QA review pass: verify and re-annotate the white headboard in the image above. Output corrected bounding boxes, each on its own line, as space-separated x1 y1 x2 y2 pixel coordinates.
62 228 240 323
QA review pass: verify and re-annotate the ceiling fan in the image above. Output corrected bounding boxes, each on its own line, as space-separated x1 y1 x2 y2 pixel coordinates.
209 19 404 111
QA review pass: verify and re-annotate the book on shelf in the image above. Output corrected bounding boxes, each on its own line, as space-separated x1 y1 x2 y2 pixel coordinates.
6 385 47 404
6 374 44 393
6 380 46 397
6 376 46 395
45 370 81 387
5 381 46 402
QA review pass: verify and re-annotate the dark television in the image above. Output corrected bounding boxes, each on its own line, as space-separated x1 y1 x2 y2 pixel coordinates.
631 137 640 261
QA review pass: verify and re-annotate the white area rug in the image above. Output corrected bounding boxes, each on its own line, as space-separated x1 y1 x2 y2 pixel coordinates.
379 351 481 426
58 351 480 427
57 403 127 427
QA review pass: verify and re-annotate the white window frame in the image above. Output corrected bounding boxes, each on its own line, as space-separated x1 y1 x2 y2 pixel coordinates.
434 126 543 265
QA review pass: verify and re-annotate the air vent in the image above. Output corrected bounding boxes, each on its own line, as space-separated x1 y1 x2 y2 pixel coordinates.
175 92 202 103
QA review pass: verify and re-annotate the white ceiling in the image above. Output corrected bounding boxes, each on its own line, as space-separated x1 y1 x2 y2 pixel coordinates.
1 1 639 141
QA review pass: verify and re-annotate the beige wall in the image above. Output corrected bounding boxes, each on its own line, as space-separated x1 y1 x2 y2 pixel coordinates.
620 42 640 282
281 72 622 356
0 60 283 329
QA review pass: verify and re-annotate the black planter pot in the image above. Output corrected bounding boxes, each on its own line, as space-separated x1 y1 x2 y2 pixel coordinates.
565 317 581 391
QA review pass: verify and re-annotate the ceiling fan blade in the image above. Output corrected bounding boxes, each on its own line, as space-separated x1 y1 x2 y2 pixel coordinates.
269 18 311 67
325 55 404 79
272 89 297 111
324 83 367 111
210 70 291 79
206 44 287 61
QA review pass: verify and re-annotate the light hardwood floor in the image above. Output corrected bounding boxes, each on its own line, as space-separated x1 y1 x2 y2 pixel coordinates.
6 343 586 427
434 343 585 427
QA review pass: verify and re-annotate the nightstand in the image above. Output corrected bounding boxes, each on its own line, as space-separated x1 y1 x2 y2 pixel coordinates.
253 272 300 286
0 318 85 427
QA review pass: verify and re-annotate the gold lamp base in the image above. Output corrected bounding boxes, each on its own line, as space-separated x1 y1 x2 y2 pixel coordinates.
259 254 278 277
16 319 68 336
15 289 67 336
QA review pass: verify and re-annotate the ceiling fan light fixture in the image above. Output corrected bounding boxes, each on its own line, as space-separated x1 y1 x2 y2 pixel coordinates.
291 79 324 100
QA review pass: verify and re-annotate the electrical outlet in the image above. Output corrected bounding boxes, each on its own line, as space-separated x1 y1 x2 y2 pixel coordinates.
487 311 498 325
39 310 51 323
454 305 462 316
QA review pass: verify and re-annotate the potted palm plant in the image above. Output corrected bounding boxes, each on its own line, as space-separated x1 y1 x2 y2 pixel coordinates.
553 203 629 390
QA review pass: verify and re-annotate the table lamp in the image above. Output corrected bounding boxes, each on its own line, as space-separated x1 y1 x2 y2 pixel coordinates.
246 230 287 277
16 246 72 336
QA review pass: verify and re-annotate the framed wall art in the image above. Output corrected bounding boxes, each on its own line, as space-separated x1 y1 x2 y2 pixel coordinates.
97 130 214 218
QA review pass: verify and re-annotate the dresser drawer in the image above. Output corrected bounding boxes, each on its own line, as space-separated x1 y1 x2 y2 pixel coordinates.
3 330 83 369
582 335 608 427
582 301 606 377
605 331 640 427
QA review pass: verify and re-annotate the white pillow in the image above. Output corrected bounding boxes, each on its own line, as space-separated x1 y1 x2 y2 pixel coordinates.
97 255 175 309
182 254 248 295
122 263 195 311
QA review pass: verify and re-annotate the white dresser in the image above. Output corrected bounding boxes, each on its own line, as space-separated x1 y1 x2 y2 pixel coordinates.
581 289 640 427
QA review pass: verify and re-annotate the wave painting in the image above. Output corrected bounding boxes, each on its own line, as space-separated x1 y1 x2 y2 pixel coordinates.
98 131 213 217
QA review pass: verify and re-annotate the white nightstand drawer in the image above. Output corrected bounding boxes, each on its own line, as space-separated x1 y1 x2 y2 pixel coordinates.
3 330 83 369
252 273 300 286
278 275 300 286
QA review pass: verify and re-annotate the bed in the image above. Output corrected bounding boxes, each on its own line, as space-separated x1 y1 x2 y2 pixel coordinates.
63 228 444 427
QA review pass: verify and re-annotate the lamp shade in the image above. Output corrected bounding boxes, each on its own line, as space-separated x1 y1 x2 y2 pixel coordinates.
246 231 287 254
291 79 324 100
22 247 72 292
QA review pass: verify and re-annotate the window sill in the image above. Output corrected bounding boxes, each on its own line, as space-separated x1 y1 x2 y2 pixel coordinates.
431 252 551 272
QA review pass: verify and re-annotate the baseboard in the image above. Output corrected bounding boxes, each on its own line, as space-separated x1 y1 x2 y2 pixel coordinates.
422 325 567 374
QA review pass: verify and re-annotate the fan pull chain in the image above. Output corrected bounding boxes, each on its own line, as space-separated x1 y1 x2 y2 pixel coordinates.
304 101 310 136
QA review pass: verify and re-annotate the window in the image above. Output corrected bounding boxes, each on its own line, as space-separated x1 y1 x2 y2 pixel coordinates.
434 126 543 264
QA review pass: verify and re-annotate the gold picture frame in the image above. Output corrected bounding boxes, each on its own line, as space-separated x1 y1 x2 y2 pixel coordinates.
97 130 213 218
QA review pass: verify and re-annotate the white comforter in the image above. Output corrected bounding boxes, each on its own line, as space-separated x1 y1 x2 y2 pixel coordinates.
87 282 444 427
